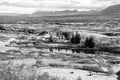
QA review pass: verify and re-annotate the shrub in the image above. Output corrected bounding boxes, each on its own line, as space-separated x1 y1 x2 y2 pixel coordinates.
70 32 81 44
84 37 95 48
0 62 67 80
62 32 70 40
37 72 49 80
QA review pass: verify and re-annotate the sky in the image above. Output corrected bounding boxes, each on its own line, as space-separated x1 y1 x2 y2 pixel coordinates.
0 0 119 14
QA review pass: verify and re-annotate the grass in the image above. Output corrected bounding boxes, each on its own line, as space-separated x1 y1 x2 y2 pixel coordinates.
0 61 70 80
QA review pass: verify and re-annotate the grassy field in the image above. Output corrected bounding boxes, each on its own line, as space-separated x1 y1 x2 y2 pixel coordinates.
0 17 119 80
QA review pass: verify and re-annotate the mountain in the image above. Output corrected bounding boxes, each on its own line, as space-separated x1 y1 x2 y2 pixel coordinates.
101 4 120 15
32 10 99 16
32 4 120 16
33 10 79 16
0 13 20 16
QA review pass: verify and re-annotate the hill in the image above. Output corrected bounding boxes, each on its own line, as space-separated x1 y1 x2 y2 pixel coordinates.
101 4 120 15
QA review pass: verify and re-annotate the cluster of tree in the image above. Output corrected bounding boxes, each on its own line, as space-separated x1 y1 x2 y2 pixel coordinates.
62 32 71 40
70 35 95 48
56 31 95 48
84 37 95 48
70 32 81 44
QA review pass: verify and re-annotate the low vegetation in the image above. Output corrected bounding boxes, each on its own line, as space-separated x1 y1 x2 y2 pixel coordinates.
0 17 119 80
0 62 69 80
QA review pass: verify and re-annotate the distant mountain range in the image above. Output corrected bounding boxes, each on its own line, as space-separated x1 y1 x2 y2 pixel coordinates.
32 10 99 16
32 4 120 16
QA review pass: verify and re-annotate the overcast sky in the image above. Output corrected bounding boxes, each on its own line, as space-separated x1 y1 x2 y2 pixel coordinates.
0 0 119 14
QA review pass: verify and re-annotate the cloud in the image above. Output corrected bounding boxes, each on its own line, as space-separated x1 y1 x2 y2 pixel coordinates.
0 5 36 14
0 0 119 14
93 0 120 5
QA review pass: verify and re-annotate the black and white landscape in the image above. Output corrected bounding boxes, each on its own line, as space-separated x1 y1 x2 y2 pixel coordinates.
0 0 120 80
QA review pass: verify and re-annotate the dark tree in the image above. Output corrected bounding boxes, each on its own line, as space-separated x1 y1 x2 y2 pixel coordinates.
0 25 5 30
70 32 81 44
74 33 81 44
63 32 69 40
70 33 75 44
84 37 95 48
49 35 54 42
116 71 120 80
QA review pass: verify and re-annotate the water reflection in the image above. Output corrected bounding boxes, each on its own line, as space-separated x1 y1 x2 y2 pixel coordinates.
47 48 102 54
38 48 117 56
